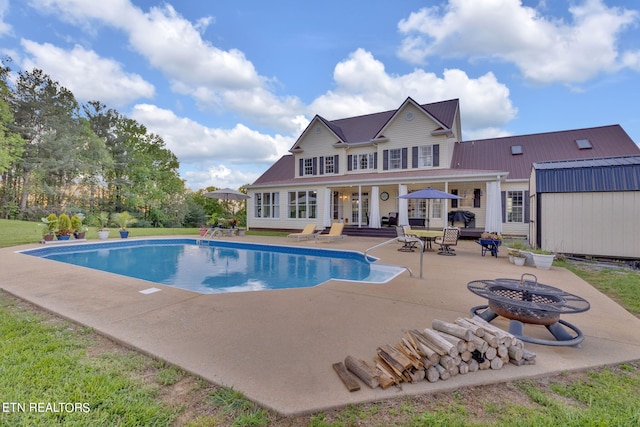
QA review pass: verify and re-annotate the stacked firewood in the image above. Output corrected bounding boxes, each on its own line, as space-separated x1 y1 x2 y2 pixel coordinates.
333 315 536 392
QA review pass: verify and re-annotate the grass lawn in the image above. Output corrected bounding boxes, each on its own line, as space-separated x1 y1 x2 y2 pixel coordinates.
1 219 639 426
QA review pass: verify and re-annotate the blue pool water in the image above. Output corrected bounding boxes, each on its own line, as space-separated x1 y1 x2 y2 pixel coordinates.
21 239 404 294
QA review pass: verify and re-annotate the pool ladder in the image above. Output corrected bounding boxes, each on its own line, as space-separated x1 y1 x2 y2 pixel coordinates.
364 238 424 280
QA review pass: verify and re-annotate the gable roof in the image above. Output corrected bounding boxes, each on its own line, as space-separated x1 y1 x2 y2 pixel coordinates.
533 155 640 193
291 98 459 149
452 125 640 180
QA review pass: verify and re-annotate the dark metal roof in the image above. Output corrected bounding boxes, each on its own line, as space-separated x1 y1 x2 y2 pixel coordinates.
533 156 640 193
452 125 640 180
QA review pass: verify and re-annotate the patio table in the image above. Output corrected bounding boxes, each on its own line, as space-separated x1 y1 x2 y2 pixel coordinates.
407 229 442 251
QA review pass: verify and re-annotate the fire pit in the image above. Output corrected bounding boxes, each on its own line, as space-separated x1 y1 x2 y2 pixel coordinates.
467 274 590 346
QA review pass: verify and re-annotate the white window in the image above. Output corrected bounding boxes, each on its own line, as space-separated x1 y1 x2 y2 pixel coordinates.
506 191 524 223
351 153 375 170
304 158 313 176
254 192 279 218
288 191 317 219
418 145 433 167
389 149 402 170
324 156 335 174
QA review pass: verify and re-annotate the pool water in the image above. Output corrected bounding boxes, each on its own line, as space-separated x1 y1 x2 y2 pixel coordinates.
21 239 404 294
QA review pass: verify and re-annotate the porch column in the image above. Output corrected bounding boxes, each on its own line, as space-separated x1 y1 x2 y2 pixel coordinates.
323 188 332 227
398 184 408 226
485 180 503 233
369 186 381 228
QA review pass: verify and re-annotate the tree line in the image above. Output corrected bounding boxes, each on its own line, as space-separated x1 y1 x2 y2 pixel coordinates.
0 60 241 228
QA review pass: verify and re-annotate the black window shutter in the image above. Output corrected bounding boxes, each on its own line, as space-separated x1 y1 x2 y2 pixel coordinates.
433 144 440 167
401 147 408 169
524 190 530 223
501 191 506 223
334 155 339 173
373 152 378 169
474 188 481 208
347 154 353 171
451 189 458 208
312 157 317 175
412 146 418 168
383 150 389 170
319 156 324 175
299 158 303 176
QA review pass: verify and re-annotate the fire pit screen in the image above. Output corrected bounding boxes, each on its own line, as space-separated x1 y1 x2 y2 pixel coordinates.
467 274 590 346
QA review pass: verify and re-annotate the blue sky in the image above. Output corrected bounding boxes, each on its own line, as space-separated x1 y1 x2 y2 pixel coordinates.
1 0 639 190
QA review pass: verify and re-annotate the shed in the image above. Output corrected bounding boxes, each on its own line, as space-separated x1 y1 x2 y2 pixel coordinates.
530 156 640 259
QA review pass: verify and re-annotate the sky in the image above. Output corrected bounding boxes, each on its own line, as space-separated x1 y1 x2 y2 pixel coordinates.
1 0 639 191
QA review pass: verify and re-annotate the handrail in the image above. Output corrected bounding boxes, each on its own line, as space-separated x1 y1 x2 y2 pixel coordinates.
363 237 424 279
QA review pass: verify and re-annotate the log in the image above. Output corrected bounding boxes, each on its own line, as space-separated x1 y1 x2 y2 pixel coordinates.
481 331 499 348
484 346 498 361
408 369 425 383
478 359 491 370
409 330 441 365
468 335 489 354
439 355 457 371
377 372 395 389
458 361 469 375
376 348 405 377
432 319 474 341
497 345 509 359
344 356 379 389
490 357 504 370
426 366 440 382
467 358 479 372
396 342 423 369
455 317 485 337
469 316 519 347
436 331 467 354
508 345 524 361
333 362 361 392
435 364 450 380
422 328 459 357
460 350 472 362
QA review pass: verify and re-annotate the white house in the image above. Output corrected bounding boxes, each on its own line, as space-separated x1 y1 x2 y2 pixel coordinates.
246 97 640 241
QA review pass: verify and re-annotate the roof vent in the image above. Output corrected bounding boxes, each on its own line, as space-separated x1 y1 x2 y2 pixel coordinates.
511 145 523 155
575 138 592 149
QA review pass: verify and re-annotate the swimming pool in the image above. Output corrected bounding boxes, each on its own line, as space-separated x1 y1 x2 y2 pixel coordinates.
20 239 405 294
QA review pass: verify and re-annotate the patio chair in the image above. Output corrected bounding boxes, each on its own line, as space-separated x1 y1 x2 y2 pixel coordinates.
395 226 420 252
316 222 345 242
287 224 318 241
435 227 459 256
381 212 398 227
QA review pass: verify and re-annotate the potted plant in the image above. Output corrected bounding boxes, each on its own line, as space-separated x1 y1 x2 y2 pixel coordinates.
56 213 73 240
513 251 527 266
111 211 137 238
95 211 110 240
71 214 87 239
40 213 58 242
530 248 555 270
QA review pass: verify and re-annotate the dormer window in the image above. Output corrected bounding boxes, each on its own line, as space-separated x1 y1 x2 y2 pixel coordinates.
511 145 523 155
575 139 592 149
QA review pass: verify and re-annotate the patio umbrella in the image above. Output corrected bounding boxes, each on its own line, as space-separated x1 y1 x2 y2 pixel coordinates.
204 188 250 216
399 187 462 229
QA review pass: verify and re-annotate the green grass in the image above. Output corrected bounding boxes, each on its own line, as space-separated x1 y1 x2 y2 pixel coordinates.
1 219 640 426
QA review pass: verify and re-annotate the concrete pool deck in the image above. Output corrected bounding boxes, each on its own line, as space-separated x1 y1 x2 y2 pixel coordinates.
2 235 640 416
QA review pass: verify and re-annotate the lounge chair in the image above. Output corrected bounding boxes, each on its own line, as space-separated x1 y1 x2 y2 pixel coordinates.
316 223 345 242
395 226 420 252
435 227 460 256
287 224 318 241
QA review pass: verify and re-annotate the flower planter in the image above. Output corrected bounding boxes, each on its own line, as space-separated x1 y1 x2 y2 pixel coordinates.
513 256 526 266
42 234 55 242
533 253 555 270
98 230 110 240
56 235 70 241
119 230 129 239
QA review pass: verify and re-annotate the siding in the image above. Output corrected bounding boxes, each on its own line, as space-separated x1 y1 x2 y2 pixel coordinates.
540 192 640 258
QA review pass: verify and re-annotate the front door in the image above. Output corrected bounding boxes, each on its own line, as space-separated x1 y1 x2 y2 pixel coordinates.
351 192 369 225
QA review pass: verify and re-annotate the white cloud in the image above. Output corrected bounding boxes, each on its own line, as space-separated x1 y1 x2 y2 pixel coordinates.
397 0 640 84
20 41 155 106
0 0 11 36
309 49 517 136
29 0 305 133
130 104 295 189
